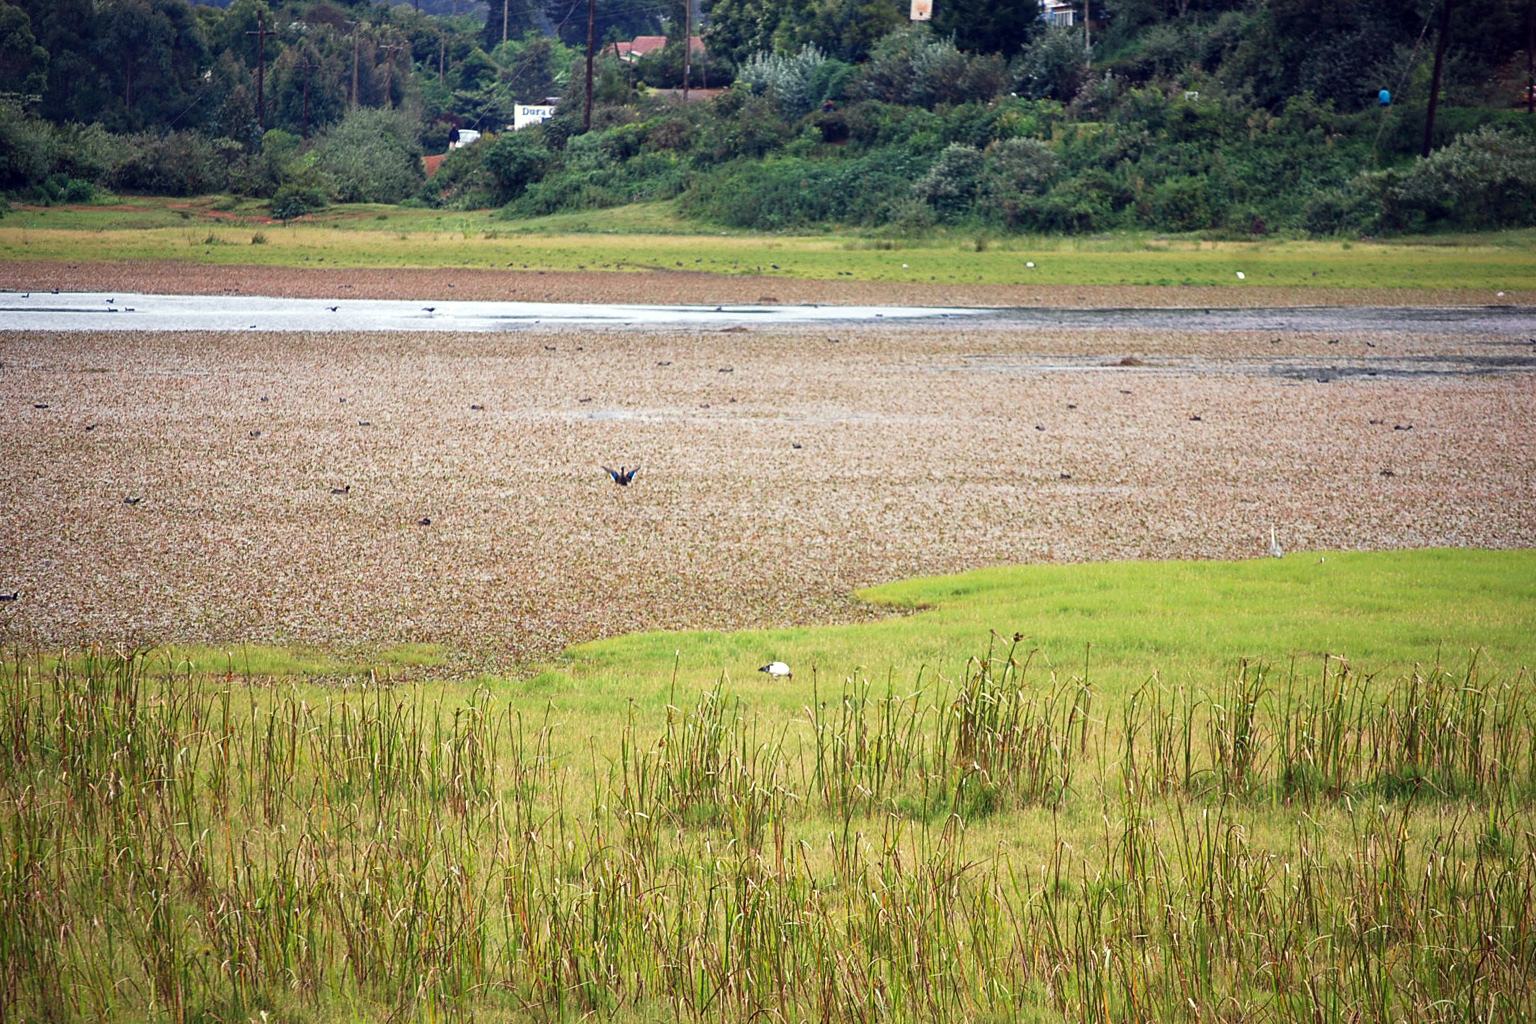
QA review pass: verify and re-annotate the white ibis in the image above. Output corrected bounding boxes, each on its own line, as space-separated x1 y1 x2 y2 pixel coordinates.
1268 527 1283 559
758 661 792 680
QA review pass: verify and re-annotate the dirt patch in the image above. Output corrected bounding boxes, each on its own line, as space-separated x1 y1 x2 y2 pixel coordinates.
1 260 1524 309
2 319 1532 670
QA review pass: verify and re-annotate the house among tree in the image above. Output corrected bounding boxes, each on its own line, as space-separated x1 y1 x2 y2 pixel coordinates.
1039 1 1077 26
611 36 705 62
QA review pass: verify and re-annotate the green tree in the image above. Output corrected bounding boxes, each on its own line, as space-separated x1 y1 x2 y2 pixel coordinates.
0 2 48 98
1015 23 1089 102
96 0 210 131
932 0 1040 57
13 0 102 122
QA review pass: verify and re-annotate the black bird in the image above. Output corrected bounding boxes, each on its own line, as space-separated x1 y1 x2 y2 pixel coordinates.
249 429 261 438
470 404 484 410
330 485 351 495
358 420 371 427
418 516 432 526
604 465 639 486
422 307 436 314
33 403 48 409
85 424 96 431
123 496 141 505
0 591 17 602
327 305 339 312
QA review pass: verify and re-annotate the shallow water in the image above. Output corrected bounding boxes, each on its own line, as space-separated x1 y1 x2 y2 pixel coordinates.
2 291 1534 335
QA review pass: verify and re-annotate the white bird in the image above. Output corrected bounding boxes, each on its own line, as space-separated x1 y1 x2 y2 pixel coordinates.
1268 527 1283 558
1235 272 1245 280
758 661 792 680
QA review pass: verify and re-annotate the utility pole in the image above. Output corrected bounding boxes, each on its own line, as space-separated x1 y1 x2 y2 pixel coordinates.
439 31 446 87
1527 0 1533 114
683 0 692 102
295 52 320 137
503 0 511 45
1422 0 1453 157
349 21 363 108
584 0 596 131
379 41 406 107
247 14 277 129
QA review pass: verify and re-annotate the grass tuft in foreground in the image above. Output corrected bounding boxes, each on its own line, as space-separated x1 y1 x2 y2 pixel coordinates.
3 637 1534 1023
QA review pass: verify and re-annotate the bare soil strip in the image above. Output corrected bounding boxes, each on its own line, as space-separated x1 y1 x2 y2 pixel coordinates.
0 260 1522 308
3 307 1532 668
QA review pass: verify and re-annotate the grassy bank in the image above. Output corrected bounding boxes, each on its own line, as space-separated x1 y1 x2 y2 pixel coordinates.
3 549 1534 1022
2 199 1534 292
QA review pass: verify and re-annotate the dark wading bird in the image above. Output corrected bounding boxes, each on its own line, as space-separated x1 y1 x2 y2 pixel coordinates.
604 465 639 486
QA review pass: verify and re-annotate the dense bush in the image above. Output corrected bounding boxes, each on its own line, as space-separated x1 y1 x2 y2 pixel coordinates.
679 150 928 229
312 107 425 204
107 131 227 196
481 128 553 202
1368 125 1536 232
736 45 844 116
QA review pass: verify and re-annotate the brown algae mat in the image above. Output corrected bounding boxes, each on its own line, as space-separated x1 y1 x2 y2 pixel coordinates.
3 302 1533 669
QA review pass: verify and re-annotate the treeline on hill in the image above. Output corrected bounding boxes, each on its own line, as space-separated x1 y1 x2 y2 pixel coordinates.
1 0 1534 235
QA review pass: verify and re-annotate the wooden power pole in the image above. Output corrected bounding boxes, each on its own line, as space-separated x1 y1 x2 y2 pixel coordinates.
683 0 692 101
584 0 596 131
1423 0 1454 157
295 53 320 137
247 14 277 129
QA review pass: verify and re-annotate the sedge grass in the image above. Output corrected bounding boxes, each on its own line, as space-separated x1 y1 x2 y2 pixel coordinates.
3 636 1534 1024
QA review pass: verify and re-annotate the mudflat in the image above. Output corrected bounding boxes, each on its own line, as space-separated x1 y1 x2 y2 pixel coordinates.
2 267 1532 668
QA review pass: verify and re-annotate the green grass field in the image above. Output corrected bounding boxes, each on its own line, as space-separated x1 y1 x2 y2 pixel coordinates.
3 197 1534 291
546 548 1536 712
4 548 1533 1023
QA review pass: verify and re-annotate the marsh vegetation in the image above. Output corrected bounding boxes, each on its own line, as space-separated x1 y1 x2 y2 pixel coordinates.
3 635 1533 1023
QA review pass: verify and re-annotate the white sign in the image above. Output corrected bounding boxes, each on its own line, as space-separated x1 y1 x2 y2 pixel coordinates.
514 105 557 130
910 0 932 19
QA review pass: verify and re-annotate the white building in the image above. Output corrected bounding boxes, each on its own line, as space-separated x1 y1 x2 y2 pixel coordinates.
1040 0 1076 25
513 105 557 130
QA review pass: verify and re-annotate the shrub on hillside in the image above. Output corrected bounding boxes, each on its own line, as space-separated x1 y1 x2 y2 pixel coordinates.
680 152 927 229
736 45 841 116
480 128 553 203
107 131 226 195
852 27 1005 108
313 107 425 204
1382 125 1536 231
913 142 984 219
